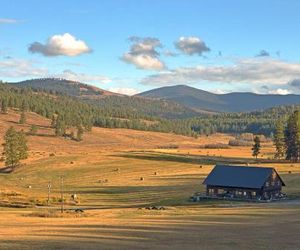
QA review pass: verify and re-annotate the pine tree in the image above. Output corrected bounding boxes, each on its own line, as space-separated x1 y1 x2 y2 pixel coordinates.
285 111 300 162
1 99 8 114
21 100 28 112
29 125 38 135
17 130 28 160
3 127 28 169
19 111 26 124
55 115 66 136
252 136 261 159
274 120 285 159
76 125 84 141
51 114 57 128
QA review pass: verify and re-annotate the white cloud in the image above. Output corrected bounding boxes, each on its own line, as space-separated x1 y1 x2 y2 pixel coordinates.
108 87 139 96
0 18 19 24
28 33 91 57
121 37 165 70
56 70 111 84
268 88 291 95
212 89 227 94
163 50 178 57
175 36 210 56
122 54 164 70
0 58 111 85
140 58 300 86
0 59 48 78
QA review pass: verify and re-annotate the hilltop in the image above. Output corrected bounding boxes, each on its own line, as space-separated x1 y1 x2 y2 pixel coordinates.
10 78 121 97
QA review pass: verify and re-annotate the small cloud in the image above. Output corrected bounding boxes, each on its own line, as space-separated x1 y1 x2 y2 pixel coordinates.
55 69 111 84
108 87 139 96
268 88 291 95
0 18 20 24
174 36 210 56
212 89 226 94
121 37 165 70
163 50 178 57
0 58 48 78
28 33 92 57
256 50 270 57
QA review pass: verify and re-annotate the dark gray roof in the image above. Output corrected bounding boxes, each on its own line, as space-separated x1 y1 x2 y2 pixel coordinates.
203 165 285 189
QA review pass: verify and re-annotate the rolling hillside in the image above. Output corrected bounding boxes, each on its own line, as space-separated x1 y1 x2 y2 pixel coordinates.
8 79 201 119
137 85 300 112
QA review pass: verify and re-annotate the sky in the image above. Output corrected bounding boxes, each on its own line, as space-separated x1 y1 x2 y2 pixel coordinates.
1 0 300 95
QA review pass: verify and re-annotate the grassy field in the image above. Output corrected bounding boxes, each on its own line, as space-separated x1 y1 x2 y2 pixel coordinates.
0 111 299 249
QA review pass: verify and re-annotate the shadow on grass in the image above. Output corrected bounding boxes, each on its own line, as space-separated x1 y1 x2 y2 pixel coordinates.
26 133 56 137
0 166 13 173
115 151 290 166
114 152 255 165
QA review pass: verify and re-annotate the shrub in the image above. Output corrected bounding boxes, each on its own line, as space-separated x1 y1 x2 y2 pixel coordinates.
228 139 253 147
200 143 230 149
157 144 179 149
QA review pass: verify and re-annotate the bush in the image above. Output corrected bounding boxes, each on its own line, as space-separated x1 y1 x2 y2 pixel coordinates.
157 144 179 149
228 139 253 147
200 143 230 149
236 133 254 141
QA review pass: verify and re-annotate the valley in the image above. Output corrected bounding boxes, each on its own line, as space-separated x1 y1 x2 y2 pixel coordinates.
0 111 299 249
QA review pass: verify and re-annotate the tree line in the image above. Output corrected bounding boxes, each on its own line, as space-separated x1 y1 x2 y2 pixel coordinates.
274 110 300 161
0 83 299 138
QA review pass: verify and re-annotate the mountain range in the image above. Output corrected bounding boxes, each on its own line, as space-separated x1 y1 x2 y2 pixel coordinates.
7 78 300 114
137 85 300 112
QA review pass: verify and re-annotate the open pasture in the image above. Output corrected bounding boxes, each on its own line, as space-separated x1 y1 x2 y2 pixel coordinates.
0 111 299 249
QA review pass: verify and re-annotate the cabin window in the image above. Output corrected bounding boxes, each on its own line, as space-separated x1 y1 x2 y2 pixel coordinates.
251 191 256 196
265 181 269 187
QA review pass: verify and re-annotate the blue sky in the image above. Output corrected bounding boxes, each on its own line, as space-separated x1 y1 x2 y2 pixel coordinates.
1 0 300 95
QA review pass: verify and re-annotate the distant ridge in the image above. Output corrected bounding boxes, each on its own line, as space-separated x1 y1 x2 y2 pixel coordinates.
137 85 300 112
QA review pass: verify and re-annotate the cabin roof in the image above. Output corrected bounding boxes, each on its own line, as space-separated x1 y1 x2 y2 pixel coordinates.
203 165 285 189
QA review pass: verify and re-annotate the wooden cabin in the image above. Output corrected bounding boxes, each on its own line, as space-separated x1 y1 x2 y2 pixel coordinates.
203 165 285 200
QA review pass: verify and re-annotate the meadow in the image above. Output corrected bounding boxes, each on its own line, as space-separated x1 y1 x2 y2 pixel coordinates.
0 111 299 249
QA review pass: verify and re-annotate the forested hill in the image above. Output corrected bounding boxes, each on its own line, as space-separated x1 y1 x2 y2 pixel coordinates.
137 85 300 112
0 82 299 137
8 78 201 119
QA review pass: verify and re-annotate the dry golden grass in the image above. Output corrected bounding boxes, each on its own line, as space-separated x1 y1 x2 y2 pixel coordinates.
0 110 299 249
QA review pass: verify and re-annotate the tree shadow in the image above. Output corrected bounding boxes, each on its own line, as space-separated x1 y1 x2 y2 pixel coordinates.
114 151 283 165
114 152 251 165
0 166 14 173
